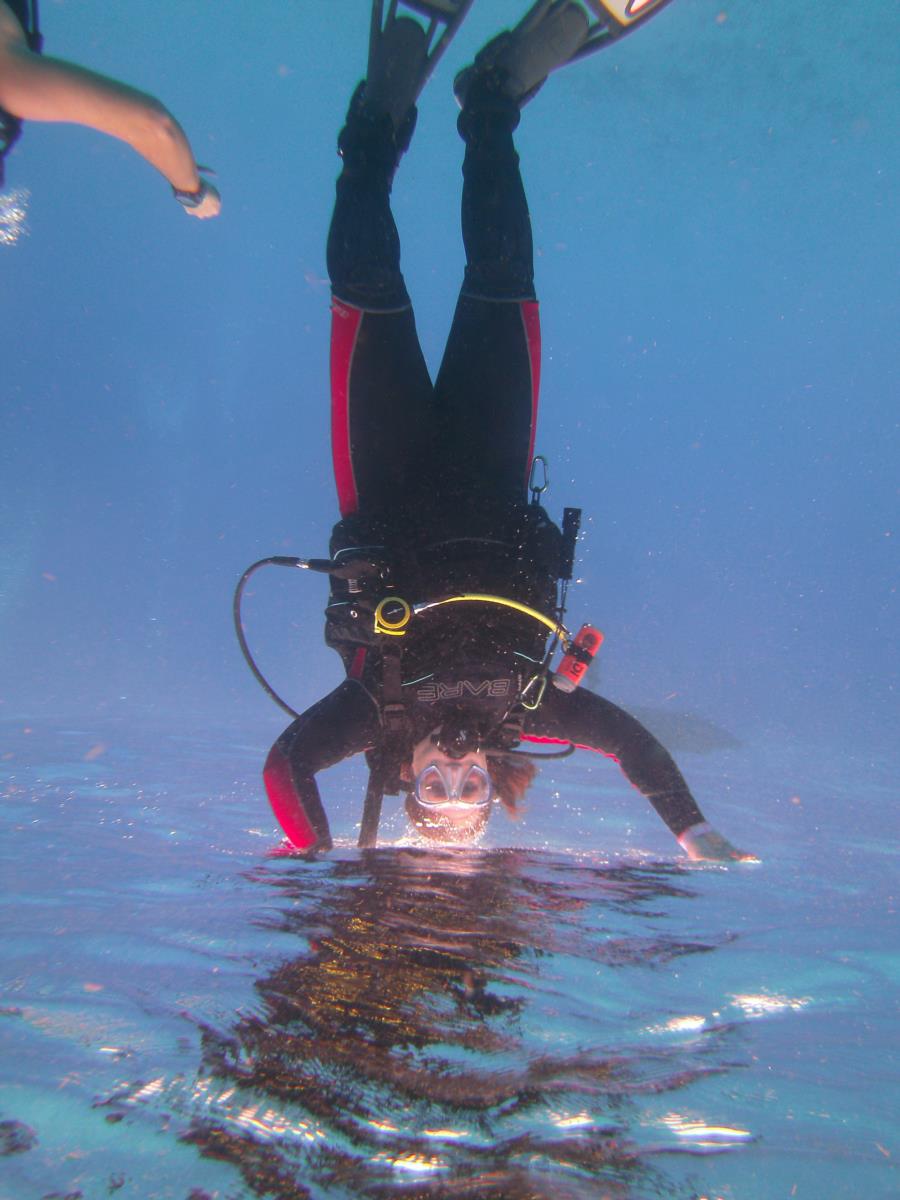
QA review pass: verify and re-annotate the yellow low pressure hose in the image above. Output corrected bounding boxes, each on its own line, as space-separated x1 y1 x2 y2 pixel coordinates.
412 593 572 649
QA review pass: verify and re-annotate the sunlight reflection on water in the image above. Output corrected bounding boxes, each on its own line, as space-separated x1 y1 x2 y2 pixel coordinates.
0 188 30 246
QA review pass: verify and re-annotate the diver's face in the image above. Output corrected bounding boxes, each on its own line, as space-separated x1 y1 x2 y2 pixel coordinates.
407 736 492 842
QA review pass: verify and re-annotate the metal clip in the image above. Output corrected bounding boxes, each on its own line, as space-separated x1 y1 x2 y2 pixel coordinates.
520 672 548 711
528 455 549 505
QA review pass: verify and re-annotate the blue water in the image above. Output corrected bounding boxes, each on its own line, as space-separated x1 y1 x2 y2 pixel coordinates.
1 1 898 1197
1 719 896 1198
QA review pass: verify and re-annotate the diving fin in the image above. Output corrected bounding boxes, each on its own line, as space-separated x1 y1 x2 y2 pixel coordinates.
367 0 476 125
455 2 591 109
455 0 674 109
575 0 675 59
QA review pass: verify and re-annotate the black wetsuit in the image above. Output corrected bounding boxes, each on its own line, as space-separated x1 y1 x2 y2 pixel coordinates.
0 0 42 186
264 90 705 851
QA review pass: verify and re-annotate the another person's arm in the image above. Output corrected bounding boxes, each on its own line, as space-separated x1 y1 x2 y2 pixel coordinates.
525 686 753 861
264 681 380 852
0 1 220 216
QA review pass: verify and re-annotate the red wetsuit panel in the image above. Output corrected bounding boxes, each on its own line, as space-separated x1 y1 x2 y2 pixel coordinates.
263 743 318 850
521 732 620 765
520 300 541 474
330 299 364 517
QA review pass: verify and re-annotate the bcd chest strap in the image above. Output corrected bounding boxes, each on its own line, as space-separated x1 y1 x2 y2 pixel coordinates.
359 634 409 848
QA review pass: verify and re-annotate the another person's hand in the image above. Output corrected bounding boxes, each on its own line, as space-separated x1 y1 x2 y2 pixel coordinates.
678 821 757 863
184 179 220 219
172 176 221 219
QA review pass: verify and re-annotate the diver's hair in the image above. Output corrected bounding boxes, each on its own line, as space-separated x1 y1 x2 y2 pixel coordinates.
486 755 537 817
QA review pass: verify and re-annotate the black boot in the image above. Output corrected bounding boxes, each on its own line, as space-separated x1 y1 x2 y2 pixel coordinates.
337 81 418 182
456 71 520 149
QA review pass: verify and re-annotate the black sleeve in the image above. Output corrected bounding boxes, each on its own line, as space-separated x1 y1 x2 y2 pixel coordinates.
263 680 380 851
523 686 706 837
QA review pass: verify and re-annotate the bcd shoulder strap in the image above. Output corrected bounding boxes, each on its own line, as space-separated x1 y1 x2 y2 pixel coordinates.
358 636 407 848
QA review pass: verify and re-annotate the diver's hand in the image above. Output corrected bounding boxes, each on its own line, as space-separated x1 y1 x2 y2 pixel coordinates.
266 838 299 858
266 837 324 859
678 821 756 862
173 176 221 219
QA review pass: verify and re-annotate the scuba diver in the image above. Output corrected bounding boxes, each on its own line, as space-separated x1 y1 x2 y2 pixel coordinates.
242 1 751 862
0 0 220 215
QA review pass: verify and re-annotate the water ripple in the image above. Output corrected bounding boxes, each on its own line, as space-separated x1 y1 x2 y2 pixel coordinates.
88 849 747 1197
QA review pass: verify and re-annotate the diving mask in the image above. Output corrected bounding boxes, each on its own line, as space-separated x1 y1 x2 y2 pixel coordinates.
413 762 493 809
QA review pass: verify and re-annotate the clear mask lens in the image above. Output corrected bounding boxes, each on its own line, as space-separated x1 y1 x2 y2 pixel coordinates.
414 763 492 809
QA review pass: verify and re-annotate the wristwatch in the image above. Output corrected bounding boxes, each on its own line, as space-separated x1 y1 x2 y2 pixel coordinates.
172 179 210 208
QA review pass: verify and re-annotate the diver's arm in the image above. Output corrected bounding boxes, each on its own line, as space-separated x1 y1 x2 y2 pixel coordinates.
0 4 220 216
264 681 379 852
524 687 751 861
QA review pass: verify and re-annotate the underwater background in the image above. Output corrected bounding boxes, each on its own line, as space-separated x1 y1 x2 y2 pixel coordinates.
1 2 897 1197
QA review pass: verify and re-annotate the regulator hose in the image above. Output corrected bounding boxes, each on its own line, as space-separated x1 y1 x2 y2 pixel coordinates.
233 557 307 720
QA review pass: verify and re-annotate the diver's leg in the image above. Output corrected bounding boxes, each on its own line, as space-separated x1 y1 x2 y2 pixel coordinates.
432 3 613 505
432 86 539 506
327 85 434 518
